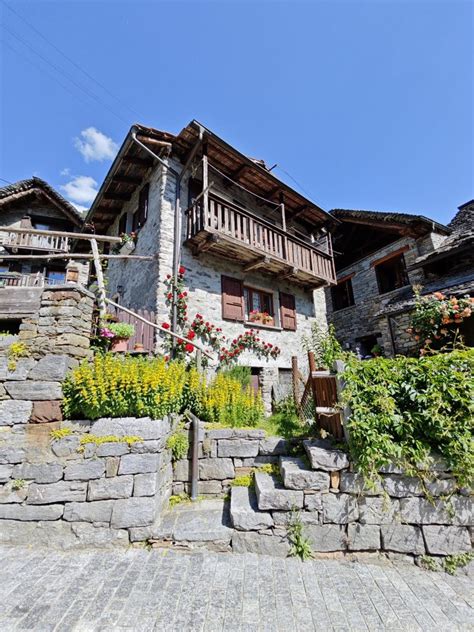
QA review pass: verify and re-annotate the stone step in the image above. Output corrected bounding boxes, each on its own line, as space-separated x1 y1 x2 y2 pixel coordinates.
254 471 304 511
279 457 330 491
303 439 350 472
230 487 274 531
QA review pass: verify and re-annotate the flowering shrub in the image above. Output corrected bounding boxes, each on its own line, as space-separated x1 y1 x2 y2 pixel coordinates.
161 267 281 365
62 355 198 420
219 330 280 365
249 310 273 324
408 289 473 352
201 373 265 427
342 349 474 487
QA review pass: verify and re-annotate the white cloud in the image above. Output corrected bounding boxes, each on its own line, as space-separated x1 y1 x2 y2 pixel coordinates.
60 167 70 176
61 175 98 205
74 127 118 163
71 203 89 215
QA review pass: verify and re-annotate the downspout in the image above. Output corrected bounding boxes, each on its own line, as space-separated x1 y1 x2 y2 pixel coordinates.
131 126 204 351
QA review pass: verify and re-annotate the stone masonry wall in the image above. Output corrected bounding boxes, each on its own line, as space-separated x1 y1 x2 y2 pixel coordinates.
326 236 428 356
172 426 290 497
0 415 177 548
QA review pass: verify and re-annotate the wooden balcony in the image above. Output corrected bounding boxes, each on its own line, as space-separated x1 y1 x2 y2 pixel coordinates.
1 231 70 253
0 272 64 288
186 194 336 287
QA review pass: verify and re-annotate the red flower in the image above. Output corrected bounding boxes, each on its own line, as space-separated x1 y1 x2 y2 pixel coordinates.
179 266 186 275
185 343 194 353
162 322 170 329
164 355 170 362
177 338 184 345
166 274 171 279
187 331 196 340
167 292 173 300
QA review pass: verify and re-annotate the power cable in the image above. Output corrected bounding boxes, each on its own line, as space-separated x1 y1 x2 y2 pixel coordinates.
2 0 144 121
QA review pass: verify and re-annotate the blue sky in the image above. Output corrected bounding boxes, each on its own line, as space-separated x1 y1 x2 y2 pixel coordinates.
0 0 472 224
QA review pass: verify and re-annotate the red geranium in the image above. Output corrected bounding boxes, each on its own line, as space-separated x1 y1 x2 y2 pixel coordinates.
162 322 170 329
184 343 194 353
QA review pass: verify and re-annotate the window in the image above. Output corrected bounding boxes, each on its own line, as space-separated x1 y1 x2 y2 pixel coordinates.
374 252 408 294
331 277 355 311
244 286 275 325
46 269 66 285
133 183 149 231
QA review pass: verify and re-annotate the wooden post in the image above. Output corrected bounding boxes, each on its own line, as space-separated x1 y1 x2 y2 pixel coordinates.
308 350 319 428
202 142 209 228
291 356 299 402
334 359 351 442
90 238 106 318
196 348 202 372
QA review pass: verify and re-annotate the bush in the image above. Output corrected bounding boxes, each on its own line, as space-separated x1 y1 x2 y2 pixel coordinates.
201 373 264 427
167 431 189 461
220 365 251 388
63 355 196 420
342 350 474 487
302 323 343 370
108 322 135 339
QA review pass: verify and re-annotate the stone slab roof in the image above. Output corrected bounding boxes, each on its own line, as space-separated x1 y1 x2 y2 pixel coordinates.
331 208 450 236
0 177 83 225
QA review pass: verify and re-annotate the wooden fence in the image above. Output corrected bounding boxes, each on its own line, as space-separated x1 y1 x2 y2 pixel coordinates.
107 306 156 352
292 351 346 440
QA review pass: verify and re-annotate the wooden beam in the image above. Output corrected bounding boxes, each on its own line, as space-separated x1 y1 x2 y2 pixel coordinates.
292 205 308 219
243 255 270 272
122 155 153 167
192 234 219 256
281 266 298 280
0 254 155 261
111 174 142 185
103 191 132 202
91 238 106 318
257 185 280 206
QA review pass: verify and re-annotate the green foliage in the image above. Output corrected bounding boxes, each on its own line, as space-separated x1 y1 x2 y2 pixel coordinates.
167 431 189 461
443 552 474 575
287 510 313 561
201 373 264 427
169 493 190 507
7 341 29 372
264 396 307 439
419 555 441 572
231 464 280 487
12 479 25 490
231 474 254 487
302 323 343 370
80 434 142 446
220 365 252 388
108 322 135 339
50 428 72 440
342 350 474 487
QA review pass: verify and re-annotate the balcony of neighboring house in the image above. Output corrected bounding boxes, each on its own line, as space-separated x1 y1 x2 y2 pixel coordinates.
0 231 70 253
0 269 66 288
185 192 336 287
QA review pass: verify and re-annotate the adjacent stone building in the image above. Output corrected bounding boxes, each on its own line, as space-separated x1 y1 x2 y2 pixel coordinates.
325 203 473 356
85 121 338 407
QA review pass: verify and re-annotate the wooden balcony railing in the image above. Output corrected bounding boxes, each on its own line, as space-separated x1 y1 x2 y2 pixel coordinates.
186 194 336 285
0 272 64 288
1 231 70 252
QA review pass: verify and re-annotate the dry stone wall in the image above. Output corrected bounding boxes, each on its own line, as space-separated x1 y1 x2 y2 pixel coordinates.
0 415 177 548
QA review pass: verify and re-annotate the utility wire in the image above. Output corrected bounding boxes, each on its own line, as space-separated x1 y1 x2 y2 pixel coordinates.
274 164 315 201
2 0 144 121
0 177 13 185
2 24 130 124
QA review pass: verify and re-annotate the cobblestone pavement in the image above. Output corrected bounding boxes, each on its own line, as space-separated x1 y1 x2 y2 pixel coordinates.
0 545 472 631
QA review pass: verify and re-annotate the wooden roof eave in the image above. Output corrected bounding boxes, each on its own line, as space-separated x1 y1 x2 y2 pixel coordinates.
175 120 338 230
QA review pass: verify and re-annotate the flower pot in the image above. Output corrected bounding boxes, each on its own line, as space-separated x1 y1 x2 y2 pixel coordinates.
111 338 129 352
134 343 145 352
120 241 135 255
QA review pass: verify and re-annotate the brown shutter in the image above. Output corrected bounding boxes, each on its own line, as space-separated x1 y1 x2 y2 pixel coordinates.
221 275 244 321
280 292 297 330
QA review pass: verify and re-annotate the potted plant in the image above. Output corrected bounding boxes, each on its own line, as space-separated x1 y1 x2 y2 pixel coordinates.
107 322 135 352
249 310 274 326
119 232 136 255
370 343 383 357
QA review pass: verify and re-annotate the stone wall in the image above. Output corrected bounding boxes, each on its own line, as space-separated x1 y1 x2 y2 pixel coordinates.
172 426 291 497
326 236 428 356
0 284 94 425
0 415 177 548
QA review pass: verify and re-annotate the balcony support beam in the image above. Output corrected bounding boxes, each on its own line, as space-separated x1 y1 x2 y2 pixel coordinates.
281 266 298 280
243 255 270 273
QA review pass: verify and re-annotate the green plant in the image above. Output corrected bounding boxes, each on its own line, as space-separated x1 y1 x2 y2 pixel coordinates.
419 555 440 572
167 431 189 461
443 552 473 575
201 373 264 427
50 428 72 440
107 322 135 339
168 493 190 507
220 365 252 388
287 510 313 561
231 474 254 487
371 343 383 357
80 434 142 446
342 350 474 488
11 479 25 490
302 323 343 370
7 341 29 371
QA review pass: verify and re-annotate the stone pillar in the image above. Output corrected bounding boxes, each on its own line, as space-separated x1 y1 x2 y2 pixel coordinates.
66 261 90 287
259 367 279 416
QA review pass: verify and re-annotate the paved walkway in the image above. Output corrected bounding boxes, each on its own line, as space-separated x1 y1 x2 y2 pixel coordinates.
0 545 472 631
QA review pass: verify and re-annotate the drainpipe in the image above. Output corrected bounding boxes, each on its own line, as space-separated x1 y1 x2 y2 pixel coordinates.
131 126 204 351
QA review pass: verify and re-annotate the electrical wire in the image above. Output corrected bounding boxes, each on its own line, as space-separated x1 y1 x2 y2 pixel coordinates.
208 163 281 207
2 24 130 124
2 0 144 121
0 177 13 185
274 164 315 200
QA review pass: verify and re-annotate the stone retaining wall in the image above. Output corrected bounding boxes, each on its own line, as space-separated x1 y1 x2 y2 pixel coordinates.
0 416 177 548
172 426 291 496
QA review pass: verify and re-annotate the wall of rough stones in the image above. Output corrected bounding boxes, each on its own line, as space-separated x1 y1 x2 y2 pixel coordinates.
172 425 290 497
230 442 472 559
0 415 177 548
325 235 432 356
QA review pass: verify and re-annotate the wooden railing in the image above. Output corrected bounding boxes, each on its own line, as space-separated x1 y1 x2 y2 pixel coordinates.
2 232 70 252
187 194 336 283
0 272 64 288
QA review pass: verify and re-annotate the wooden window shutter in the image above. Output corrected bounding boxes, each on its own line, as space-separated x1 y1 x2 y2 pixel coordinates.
280 292 297 331
221 275 244 321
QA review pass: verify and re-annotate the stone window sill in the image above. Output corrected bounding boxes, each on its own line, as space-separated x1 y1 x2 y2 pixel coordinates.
244 321 282 332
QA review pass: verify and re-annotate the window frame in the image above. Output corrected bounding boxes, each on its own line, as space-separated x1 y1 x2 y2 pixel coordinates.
331 276 355 312
374 252 409 295
244 285 275 326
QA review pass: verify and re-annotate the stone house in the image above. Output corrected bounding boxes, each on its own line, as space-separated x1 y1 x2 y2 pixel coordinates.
85 121 338 408
325 202 473 356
